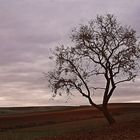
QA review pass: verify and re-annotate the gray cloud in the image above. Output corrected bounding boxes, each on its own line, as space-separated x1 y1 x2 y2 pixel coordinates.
0 0 140 106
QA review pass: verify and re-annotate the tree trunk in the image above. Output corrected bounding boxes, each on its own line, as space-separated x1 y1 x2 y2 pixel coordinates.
102 106 115 125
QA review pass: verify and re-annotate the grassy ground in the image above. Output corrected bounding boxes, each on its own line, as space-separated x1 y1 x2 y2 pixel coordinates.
0 103 140 140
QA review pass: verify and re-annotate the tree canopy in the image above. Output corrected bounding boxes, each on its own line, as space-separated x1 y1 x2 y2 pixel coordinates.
47 14 140 124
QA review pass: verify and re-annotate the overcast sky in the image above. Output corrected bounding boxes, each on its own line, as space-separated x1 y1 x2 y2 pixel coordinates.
0 0 140 107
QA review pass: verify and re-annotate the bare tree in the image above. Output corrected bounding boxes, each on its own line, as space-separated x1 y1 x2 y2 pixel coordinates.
47 14 140 124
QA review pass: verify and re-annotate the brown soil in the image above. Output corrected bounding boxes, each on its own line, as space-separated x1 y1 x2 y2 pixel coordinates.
39 119 140 140
0 103 140 139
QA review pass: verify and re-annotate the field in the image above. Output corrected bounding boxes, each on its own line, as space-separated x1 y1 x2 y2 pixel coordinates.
0 103 140 140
